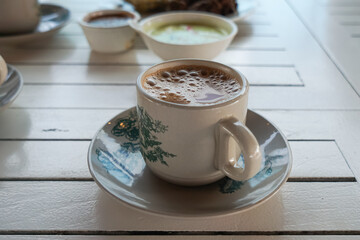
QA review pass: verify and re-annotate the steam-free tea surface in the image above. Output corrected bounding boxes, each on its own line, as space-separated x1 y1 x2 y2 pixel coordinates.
142 65 242 106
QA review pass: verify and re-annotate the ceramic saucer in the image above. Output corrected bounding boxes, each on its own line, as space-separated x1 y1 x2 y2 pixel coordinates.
0 65 23 112
0 4 70 46
88 107 292 217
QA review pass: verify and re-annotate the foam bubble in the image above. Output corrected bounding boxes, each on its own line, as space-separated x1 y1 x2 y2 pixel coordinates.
161 71 170 78
190 71 198 76
142 65 242 106
177 70 188 76
146 78 156 86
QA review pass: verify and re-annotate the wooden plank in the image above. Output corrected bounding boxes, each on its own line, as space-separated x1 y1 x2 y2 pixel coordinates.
0 141 90 179
230 36 285 50
0 182 359 231
58 22 277 37
259 110 360 183
257 110 354 140
0 109 120 139
21 35 90 49
0 109 359 140
15 65 302 86
59 23 83 35
233 25 278 37
271 0 360 96
0 141 353 179
319 0 360 6
330 9 360 16
233 66 302 85
0 49 291 65
333 15 360 24
8 84 360 109
12 85 136 109
20 35 285 50
342 25 360 34
289 141 354 178
1 236 360 239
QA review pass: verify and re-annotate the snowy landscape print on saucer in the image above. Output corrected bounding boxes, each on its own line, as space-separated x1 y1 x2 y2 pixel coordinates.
0 65 23 112
88 107 292 217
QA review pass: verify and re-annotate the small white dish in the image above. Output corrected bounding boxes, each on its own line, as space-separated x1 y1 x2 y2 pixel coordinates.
130 11 238 60
79 10 140 53
88 107 292 217
0 65 24 112
0 4 70 46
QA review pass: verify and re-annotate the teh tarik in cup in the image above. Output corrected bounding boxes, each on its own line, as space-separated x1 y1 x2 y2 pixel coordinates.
136 59 262 186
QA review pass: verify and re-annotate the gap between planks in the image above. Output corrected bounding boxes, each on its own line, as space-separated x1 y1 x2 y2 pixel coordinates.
8 107 360 111
0 177 356 182
1 230 360 236
7 62 295 68
21 83 305 87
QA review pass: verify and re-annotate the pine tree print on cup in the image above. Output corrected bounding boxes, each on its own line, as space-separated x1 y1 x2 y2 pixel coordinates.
137 106 176 166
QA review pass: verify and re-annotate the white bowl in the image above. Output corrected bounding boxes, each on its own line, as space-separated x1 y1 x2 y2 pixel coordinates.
79 10 140 53
130 11 238 60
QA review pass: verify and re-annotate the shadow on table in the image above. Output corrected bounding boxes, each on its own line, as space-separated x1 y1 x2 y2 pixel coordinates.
232 21 254 48
93 186 286 230
87 47 147 65
0 108 31 178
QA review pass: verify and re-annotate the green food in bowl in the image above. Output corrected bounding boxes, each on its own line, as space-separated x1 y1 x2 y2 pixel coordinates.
148 23 229 45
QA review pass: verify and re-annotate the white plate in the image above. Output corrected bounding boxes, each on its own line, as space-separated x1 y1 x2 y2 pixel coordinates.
0 4 70 46
0 65 23 112
88 107 292 217
117 0 257 22
230 0 258 22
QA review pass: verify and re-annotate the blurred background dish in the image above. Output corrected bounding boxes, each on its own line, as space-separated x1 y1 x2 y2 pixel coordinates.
0 0 40 35
123 0 257 22
0 65 23 112
131 11 237 60
79 10 140 53
0 4 70 46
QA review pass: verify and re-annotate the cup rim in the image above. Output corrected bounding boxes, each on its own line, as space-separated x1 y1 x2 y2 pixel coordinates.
78 9 140 29
136 59 249 110
0 55 8 86
135 11 238 47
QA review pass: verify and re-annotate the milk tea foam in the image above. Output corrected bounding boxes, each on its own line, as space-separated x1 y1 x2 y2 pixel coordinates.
142 65 242 106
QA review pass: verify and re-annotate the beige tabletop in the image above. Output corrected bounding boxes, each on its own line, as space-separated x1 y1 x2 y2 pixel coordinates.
1 0 360 239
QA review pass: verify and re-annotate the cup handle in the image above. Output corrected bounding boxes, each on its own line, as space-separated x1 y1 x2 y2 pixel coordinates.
215 116 262 181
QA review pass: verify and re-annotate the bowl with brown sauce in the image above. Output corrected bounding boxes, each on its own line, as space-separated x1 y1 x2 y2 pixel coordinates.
79 10 140 53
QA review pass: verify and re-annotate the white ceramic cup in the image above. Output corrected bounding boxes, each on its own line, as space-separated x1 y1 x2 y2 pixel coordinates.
0 55 8 86
0 0 40 34
136 59 262 186
79 10 140 53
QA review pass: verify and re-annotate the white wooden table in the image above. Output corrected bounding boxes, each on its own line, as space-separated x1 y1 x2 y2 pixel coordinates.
1 0 360 239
